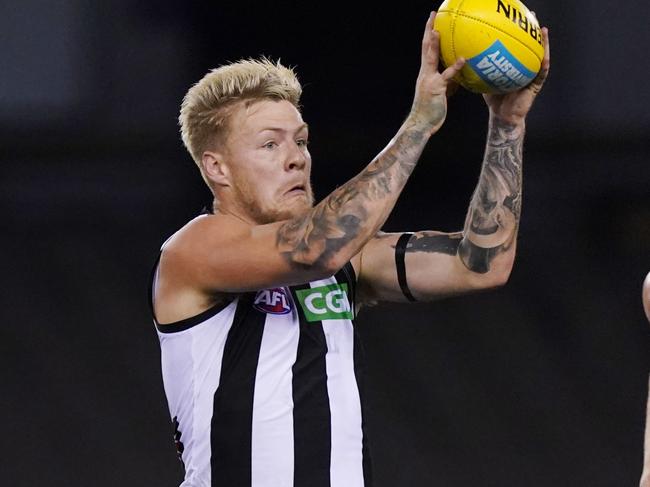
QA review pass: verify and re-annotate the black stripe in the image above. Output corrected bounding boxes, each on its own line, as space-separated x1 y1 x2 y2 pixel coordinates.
395 233 417 302
211 294 266 487
337 262 373 485
353 327 373 487
335 262 357 316
289 282 331 487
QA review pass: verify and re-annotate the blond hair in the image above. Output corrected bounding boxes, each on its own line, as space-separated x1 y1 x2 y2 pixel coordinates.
179 57 302 174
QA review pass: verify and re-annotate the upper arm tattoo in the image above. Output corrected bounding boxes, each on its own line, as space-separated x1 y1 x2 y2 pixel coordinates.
406 232 462 256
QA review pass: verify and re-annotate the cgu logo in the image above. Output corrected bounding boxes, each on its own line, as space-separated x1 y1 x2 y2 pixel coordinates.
296 283 353 322
253 288 292 315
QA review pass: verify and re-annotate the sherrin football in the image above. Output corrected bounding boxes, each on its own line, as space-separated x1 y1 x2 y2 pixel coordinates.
433 0 544 93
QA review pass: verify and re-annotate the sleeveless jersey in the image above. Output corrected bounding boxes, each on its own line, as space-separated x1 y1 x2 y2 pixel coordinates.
150 261 372 487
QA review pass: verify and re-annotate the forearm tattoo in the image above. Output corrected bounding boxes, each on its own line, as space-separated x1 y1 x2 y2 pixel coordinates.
458 118 524 273
277 125 428 268
398 119 523 274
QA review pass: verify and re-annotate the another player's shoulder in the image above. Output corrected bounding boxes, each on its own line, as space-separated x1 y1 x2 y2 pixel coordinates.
642 272 650 321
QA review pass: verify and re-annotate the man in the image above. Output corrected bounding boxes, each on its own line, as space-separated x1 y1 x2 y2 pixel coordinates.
149 11 550 487
640 273 650 486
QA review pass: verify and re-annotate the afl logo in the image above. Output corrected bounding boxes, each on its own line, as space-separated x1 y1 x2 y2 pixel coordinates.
253 288 292 315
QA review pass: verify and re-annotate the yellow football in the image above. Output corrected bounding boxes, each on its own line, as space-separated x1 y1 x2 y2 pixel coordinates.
433 0 544 93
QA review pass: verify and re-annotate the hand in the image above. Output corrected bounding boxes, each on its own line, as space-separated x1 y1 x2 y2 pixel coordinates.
409 11 465 134
483 25 551 125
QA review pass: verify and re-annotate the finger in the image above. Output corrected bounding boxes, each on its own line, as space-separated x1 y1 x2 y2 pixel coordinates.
441 57 465 81
537 28 550 76
542 26 550 66
421 12 436 63
529 27 550 93
428 27 441 66
427 11 437 32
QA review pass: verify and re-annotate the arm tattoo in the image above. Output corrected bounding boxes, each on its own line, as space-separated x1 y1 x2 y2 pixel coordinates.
458 118 524 273
277 124 429 269
405 232 462 256
390 120 523 274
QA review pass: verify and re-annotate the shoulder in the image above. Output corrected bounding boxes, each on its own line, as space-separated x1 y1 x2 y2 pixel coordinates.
642 271 650 323
158 213 251 289
153 214 242 322
162 213 248 258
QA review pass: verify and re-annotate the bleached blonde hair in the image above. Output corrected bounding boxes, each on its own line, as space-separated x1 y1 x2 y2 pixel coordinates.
179 57 302 177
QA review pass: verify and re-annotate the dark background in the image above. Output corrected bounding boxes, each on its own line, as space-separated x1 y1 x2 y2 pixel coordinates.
3 1 649 485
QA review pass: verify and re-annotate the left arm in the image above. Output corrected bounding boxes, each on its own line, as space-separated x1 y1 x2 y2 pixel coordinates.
355 115 524 303
354 27 550 304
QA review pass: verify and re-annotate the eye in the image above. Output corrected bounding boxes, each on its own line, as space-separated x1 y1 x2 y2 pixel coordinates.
262 141 278 150
296 139 309 147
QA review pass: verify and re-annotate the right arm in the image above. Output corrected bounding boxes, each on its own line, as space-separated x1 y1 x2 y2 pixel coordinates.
161 12 464 294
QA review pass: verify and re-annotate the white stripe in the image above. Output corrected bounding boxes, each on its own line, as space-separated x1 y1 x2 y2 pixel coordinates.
310 277 365 487
323 318 364 487
158 299 239 486
251 296 300 487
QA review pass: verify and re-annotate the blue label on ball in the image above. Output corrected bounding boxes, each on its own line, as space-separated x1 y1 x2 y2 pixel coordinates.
468 40 536 91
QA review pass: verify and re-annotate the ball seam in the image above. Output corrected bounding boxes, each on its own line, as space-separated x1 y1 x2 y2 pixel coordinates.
450 0 470 86
453 11 543 64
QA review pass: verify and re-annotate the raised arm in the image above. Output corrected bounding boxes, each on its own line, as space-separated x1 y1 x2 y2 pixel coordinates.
356 28 550 304
157 13 464 301
274 13 465 278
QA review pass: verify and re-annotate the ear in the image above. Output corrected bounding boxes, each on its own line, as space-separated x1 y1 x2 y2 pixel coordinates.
202 150 230 188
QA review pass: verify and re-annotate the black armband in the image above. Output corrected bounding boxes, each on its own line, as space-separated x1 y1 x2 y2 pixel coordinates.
395 233 416 302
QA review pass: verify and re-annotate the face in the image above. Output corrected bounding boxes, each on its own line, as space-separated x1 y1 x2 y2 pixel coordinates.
218 99 314 224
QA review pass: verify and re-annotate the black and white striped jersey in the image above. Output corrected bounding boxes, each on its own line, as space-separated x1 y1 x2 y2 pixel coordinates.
150 261 372 487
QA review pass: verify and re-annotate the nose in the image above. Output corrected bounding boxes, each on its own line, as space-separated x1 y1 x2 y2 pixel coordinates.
285 142 308 171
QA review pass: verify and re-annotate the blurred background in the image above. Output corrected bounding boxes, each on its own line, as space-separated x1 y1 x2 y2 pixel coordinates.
2 0 649 485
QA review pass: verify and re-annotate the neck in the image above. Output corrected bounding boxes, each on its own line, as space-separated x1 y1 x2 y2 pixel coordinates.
214 198 257 226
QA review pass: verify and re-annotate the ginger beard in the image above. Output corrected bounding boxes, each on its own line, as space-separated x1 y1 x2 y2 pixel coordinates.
229 167 314 224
